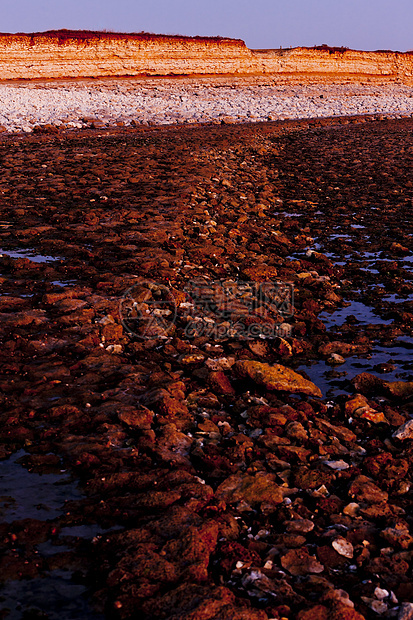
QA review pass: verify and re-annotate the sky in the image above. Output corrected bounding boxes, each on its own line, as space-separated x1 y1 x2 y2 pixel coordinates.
1 0 412 52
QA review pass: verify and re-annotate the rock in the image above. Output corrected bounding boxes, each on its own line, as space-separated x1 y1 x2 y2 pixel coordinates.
248 340 270 357
294 467 333 491
91 119 107 129
208 371 235 395
317 545 349 569
233 360 322 398
398 602 413 620
344 394 387 424
33 124 59 134
215 472 285 507
297 605 329 620
324 460 350 470
351 372 385 395
332 537 354 558
390 242 410 255
280 548 324 576
315 418 356 443
381 524 413 549
180 353 206 365
323 589 354 608
204 357 236 371
274 337 293 357
162 520 219 583
329 602 366 619
348 475 388 504
118 406 154 430
373 587 389 600
285 519 314 533
327 353 346 365
319 341 368 357
0 310 48 327
383 405 406 427
285 421 308 441
385 381 413 399
157 395 189 418
343 503 360 517
393 419 413 441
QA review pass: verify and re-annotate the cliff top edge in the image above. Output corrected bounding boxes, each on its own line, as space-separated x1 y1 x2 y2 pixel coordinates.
0 31 411 55
0 29 246 46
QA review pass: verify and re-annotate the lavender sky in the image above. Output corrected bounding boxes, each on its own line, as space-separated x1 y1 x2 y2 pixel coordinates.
1 0 412 51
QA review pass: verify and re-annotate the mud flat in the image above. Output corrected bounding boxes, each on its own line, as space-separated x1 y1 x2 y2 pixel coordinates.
0 117 413 619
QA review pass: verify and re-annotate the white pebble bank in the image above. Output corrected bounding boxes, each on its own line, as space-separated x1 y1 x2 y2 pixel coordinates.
1 77 413 133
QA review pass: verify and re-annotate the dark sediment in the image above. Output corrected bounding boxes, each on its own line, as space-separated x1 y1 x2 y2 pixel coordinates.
0 116 412 619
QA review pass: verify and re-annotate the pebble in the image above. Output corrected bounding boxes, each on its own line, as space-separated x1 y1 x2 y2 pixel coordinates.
399 603 413 620
2 115 413 620
1 79 413 133
332 537 354 559
392 419 413 441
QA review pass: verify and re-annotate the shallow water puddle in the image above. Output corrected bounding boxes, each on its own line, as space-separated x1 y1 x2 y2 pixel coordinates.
0 451 82 523
319 300 393 329
0 452 107 619
0 249 61 263
0 570 104 620
299 342 413 399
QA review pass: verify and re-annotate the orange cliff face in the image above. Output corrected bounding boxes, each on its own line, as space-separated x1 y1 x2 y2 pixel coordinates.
253 47 413 83
0 30 413 82
0 30 256 79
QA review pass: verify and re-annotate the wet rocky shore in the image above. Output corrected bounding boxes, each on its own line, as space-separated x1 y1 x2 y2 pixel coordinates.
0 116 413 619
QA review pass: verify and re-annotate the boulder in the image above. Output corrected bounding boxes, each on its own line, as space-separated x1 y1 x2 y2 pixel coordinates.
233 360 322 398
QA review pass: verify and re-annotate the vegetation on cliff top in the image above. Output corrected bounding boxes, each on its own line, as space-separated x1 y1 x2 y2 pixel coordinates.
0 29 246 47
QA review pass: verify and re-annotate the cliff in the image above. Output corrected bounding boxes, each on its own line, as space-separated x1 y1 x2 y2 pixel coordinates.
0 30 413 82
0 30 256 79
253 46 413 82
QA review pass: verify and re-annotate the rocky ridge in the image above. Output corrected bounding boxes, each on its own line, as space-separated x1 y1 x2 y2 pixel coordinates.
0 117 413 619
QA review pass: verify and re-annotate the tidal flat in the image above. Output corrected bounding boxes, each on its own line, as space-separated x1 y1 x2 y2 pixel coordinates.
0 117 412 620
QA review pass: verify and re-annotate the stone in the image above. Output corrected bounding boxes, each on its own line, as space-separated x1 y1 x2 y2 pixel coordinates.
351 372 385 395
297 605 329 620
343 503 360 517
118 406 154 430
327 353 346 365
329 603 366 620
315 418 356 443
344 394 387 423
348 475 388 504
208 371 235 395
398 603 413 620
319 341 367 357
324 460 350 470
332 537 354 558
393 420 413 441
385 381 413 399
381 524 413 549
215 472 285 507
233 360 322 398
390 242 410 255
280 548 324 576
285 519 314 533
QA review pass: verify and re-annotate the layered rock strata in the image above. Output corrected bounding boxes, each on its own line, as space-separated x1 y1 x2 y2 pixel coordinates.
0 30 413 82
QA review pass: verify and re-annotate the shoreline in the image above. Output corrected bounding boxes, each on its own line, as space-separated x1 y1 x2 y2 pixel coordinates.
0 117 413 619
1 77 413 134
